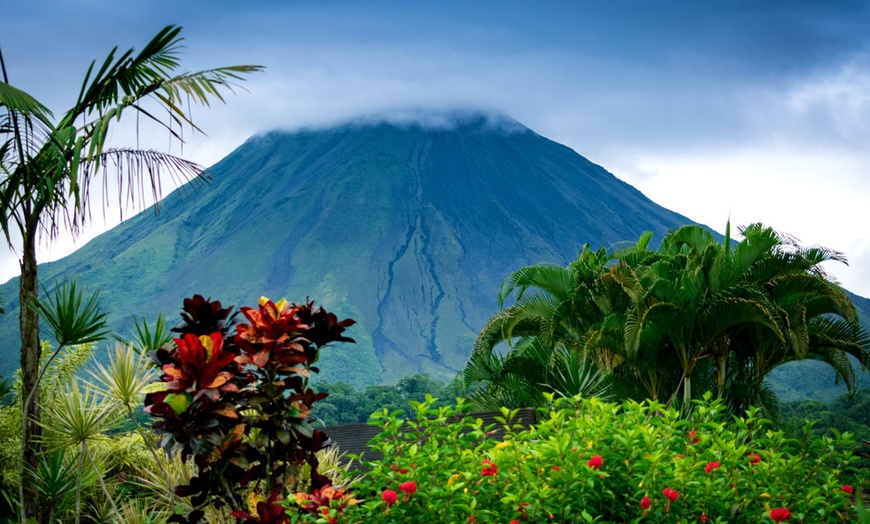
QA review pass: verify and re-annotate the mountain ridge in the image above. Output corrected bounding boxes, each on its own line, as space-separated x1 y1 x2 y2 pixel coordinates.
2 114 859 395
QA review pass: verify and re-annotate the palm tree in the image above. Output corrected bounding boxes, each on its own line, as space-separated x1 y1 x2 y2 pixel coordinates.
712 223 870 413
616 224 786 409
464 223 870 416
0 25 262 519
462 243 627 408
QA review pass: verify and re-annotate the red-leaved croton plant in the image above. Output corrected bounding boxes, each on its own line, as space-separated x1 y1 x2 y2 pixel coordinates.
145 295 355 524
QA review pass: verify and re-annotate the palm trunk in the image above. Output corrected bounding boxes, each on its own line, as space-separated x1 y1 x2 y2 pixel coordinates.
682 376 692 411
19 230 41 522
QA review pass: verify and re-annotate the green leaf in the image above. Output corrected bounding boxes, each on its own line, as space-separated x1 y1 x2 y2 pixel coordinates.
33 280 109 347
164 392 192 415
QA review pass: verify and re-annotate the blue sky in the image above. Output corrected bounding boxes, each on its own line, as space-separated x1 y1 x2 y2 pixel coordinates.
5 0 870 295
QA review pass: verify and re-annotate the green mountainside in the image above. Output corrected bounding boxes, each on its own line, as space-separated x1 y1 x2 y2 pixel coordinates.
769 291 870 403
0 114 865 396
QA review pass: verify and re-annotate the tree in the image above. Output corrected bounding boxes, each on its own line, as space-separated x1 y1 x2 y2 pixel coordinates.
0 25 262 519
464 223 870 415
462 241 639 408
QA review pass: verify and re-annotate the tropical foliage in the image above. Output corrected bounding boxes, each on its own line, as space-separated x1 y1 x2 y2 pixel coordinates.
0 25 261 518
0 281 864 523
144 294 356 523
308 394 862 523
782 388 870 450
463 223 870 414
313 374 461 426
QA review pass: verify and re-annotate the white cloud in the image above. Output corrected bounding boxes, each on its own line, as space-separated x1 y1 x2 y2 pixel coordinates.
785 58 870 143
605 147 870 297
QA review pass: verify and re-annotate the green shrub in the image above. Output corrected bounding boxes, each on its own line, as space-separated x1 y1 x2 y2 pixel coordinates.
296 394 863 523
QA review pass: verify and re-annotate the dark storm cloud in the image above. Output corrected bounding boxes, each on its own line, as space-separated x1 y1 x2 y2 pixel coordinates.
3 1 870 294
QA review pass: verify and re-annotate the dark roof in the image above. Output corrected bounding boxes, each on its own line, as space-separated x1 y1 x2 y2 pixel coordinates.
324 408 537 471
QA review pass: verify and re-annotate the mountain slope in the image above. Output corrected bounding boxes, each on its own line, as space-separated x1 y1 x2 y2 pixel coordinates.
0 114 710 386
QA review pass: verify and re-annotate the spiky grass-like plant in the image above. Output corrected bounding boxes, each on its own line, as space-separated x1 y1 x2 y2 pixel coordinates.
90 343 175 508
18 281 108 522
27 450 83 523
131 448 195 517
114 498 170 524
125 314 173 355
43 381 120 524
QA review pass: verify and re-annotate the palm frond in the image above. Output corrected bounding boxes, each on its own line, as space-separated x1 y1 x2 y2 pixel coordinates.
548 347 610 400
659 224 716 257
0 81 53 121
498 263 574 306
71 148 204 231
473 310 545 355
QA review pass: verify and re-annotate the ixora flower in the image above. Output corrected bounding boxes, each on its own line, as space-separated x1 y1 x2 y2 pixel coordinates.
748 453 761 465
688 429 700 444
587 455 603 470
399 481 417 496
640 495 651 510
699 514 709 523
382 489 398 506
842 484 854 494
704 460 721 474
481 459 498 476
663 488 679 502
769 507 791 522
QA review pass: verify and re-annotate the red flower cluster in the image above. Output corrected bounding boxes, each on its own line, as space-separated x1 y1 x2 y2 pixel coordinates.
699 514 708 522
587 455 603 470
663 488 679 502
704 460 720 474
399 481 417 496
688 430 700 444
748 453 761 465
769 507 791 522
842 484 854 494
382 489 398 506
481 459 498 476
640 495 651 510
517 501 530 517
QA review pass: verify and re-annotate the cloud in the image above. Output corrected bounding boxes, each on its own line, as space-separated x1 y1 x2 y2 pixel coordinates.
606 146 870 297
4 0 870 299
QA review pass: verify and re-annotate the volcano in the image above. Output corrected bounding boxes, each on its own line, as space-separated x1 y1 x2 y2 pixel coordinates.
0 114 698 386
